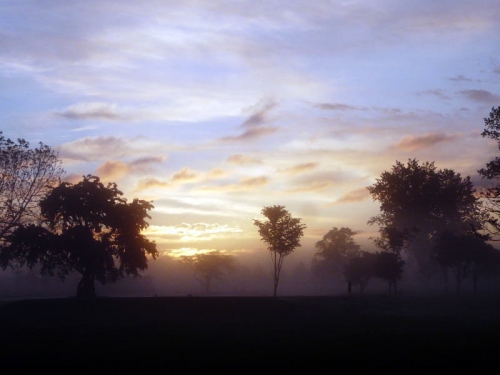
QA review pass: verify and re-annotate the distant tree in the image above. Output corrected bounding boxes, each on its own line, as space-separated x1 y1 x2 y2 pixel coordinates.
372 251 405 295
343 251 405 295
368 159 483 275
313 227 361 286
181 251 235 295
478 106 500 239
432 231 499 296
0 175 158 298
254 205 306 297
0 132 64 242
343 251 375 293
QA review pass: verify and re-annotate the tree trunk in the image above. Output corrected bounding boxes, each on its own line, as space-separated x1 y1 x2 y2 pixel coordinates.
273 277 278 298
77 273 96 299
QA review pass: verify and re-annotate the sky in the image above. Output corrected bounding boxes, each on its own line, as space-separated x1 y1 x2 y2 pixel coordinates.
2 0 500 267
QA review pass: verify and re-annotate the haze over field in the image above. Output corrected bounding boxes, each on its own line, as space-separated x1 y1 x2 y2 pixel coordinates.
2 0 500 268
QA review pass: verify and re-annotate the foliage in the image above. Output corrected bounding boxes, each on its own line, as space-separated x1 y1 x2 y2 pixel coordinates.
313 227 361 278
254 205 306 297
367 159 483 271
0 132 64 241
343 251 405 295
0 175 158 298
478 106 500 239
181 251 235 295
343 251 375 293
432 231 499 295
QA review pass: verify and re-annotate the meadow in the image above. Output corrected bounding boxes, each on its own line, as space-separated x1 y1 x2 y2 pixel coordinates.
1 294 499 371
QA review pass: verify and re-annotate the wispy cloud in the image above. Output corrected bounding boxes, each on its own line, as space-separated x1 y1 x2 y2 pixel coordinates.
198 175 269 193
219 126 278 142
313 103 367 111
448 75 473 82
241 98 277 127
391 133 458 151
334 188 370 204
279 162 318 175
226 154 263 165
172 167 198 182
58 136 163 162
286 180 332 193
135 178 171 191
144 223 243 244
55 102 123 120
459 89 500 103
219 98 279 142
416 89 450 100
95 160 130 181
95 155 166 181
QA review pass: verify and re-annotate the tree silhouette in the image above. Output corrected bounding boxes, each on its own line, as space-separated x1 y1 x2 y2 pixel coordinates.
254 205 306 297
181 251 235 295
343 251 375 293
0 175 158 298
432 231 499 296
368 159 482 275
0 132 64 242
478 106 500 239
313 227 361 290
343 251 405 295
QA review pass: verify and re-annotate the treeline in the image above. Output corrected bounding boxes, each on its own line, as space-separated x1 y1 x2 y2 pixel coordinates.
2 107 500 298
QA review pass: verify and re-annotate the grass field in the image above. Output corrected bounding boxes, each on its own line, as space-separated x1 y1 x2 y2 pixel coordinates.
1 295 499 371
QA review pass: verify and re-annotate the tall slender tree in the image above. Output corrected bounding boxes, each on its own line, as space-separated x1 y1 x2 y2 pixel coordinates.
254 205 306 297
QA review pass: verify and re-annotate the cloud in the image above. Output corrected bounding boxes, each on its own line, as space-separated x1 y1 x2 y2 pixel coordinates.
198 175 269 192
459 89 500 103
143 223 243 243
279 162 318 175
335 188 371 204
314 103 367 111
62 173 85 184
95 160 131 181
135 178 171 191
130 156 167 167
240 176 269 187
219 98 279 142
392 133 458 151
206 168 227 179
172 167 198 182
286 181 332 193
241 98 277 127
57 136 132 162
57 136 166 163
219 126 278 142
416 90 450 100
226 154 263 165
449 75 473 82
55 102 123 120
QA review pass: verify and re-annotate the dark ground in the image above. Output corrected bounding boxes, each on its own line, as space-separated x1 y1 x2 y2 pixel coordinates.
1 295 499 371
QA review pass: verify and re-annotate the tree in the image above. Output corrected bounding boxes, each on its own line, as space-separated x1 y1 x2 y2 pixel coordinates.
181 251 235 295
0 132 64 242
343 251 375 293
367 159 482 274
372 251 405 295
0 175 158 298
432 231 499 296
254 205 306 297
313 227 361 285
343 251 405 295
478 106 500 239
